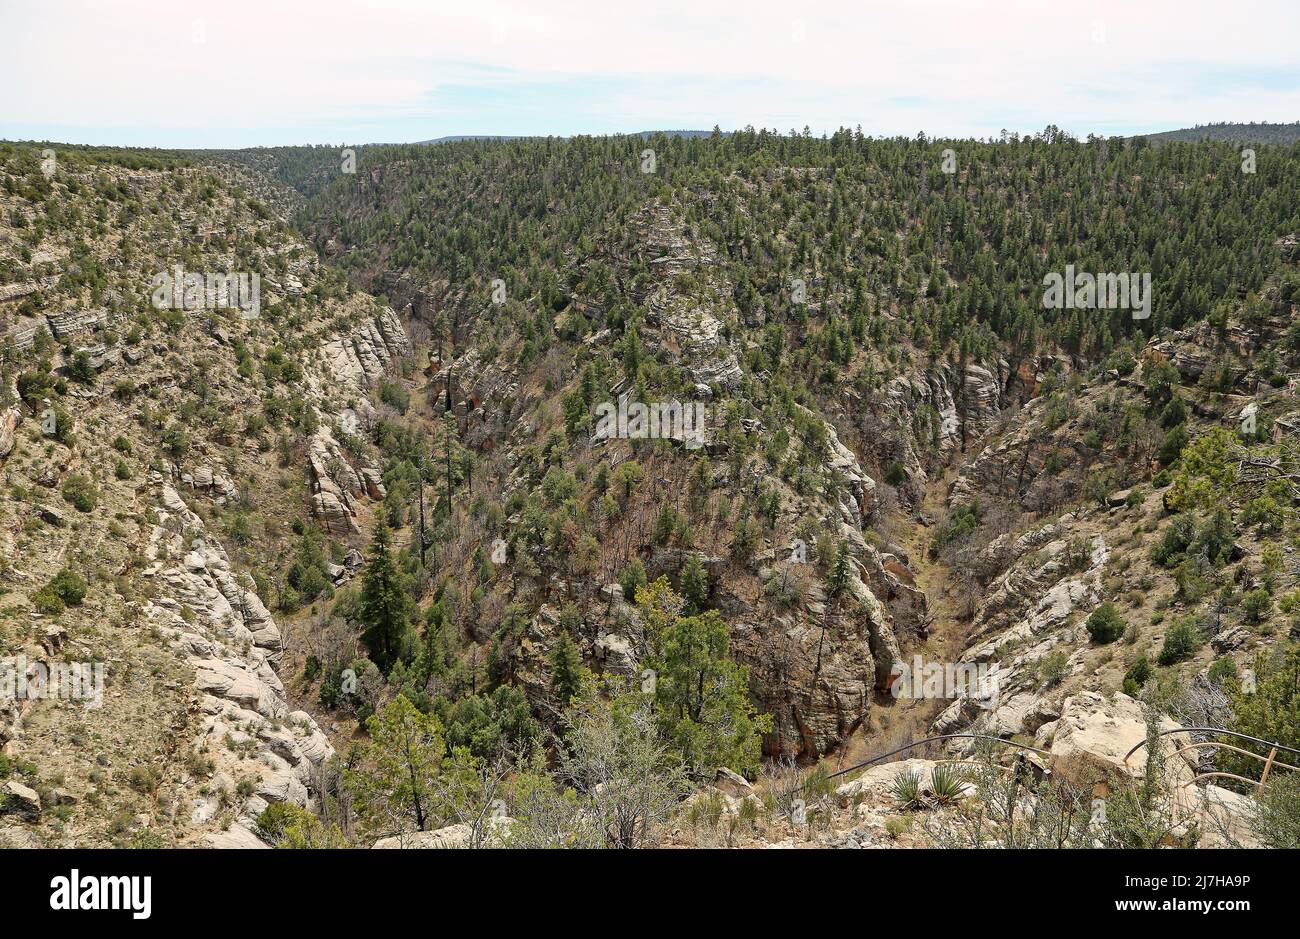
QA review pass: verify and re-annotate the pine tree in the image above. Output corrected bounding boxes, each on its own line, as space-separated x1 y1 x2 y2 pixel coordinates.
431 412 464 514
642 591 771 778
679 552 710 614
345 694 445 832
827 541 852 598
359 519 415 673
549 629 586 708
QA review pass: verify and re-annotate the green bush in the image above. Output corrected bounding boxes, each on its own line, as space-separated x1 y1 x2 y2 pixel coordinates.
618 559 647 603
890 768 924 810
1157 614 1202 666
46 568 87 606
31 584 65 615
1038 650 1070 687
1220 646 1300 785
1123 655 1151 695
1207 656 1237 684
1086 602 1126 644
1242 588 1272 624
61 474 98 512
930 764 966 804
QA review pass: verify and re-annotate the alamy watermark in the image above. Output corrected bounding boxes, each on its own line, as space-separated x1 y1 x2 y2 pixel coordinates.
889 655 1000 710
1042 264 1151 320
594 399 706 450
151 267 260 320
1 656 104 709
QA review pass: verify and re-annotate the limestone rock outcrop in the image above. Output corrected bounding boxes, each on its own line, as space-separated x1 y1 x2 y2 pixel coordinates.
318 307 413 393
1049 691 1194 789
306 426 384 535
0 408 18 461
141 484 335 843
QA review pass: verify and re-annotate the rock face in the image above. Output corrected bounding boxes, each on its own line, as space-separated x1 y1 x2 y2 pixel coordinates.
0 408 18 461
371 818 513 848
632 201 745 393
654 302 744 391
3 318 43 352
729 433 911 758
859 358 1007 492
177 464 239 504
822 414 878 522
141 484 335 842
45 307 107 341
381 270 440 327
1049 691 1193 789
928 531 1106 744
318 308 412 393
198 823 269 849
306 426 384 535
968 533 1106 651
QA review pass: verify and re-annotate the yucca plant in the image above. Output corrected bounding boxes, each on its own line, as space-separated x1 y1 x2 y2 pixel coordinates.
930 764 967 805
890 768 925 810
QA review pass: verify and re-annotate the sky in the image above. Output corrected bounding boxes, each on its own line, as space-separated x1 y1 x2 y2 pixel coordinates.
1 0 1298 149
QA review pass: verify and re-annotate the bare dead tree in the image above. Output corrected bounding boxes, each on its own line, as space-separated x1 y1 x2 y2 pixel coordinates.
1234 446 1300 501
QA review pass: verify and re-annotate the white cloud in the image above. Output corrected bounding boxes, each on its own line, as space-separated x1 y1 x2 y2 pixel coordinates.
1 0 1297 145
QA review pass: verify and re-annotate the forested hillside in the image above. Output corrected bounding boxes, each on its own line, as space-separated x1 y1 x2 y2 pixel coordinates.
303 129 1300 358
1140 122 1300 145
3 127 1299 850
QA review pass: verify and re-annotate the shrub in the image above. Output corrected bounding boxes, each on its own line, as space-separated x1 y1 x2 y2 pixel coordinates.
1252 775 1300 848
929 502 980 558
1086 601 1126 644
885 815 912 839
890 768 924 810
256 802 314 845
46 568 87 606
31 585 64 615
618 559 647 602
66 351 95 384
1038 650 1071 687
1242 588 1272 624
127 766 159 794
1122 655 1151 695
1220 646 1300 785
61 474 97 512
930 765 966 804
1157 614 1202 666
1207 656 1238 684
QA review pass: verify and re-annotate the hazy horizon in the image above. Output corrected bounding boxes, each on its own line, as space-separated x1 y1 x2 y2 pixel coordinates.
2 0 1297 149
4 121 1298 153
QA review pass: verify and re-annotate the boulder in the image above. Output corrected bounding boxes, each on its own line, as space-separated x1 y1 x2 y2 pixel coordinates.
713 768 755 798
0 780 42 820
199 823 268 849
1195 785 1264 849
0 823 41 848
1049 691 1193 790
835 758 975 807
311 491 358 535
372 824 473 849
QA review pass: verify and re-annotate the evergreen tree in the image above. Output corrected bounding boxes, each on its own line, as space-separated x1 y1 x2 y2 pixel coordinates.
346 694 445 833
639 580 771 778
549 629 586 708
679 552 710 614
827 541 852 598
359 519 415 673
